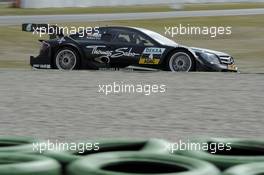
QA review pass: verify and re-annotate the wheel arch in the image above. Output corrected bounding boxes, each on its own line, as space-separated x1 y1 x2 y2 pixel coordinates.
162 47 197 65
51 43 85 68
162 46 197 71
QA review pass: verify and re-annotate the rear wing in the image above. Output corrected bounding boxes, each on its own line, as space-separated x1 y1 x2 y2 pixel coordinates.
22 23 64 39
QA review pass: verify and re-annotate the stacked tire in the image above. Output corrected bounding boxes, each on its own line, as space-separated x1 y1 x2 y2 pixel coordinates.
67 152 220 175
0 136 61 175
175 138 264 170
222 162 264 175
45 138 170 173
0 136 39 153
1 136 263 175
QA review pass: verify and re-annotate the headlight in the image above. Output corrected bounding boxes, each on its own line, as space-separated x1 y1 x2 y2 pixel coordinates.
199 52 220 64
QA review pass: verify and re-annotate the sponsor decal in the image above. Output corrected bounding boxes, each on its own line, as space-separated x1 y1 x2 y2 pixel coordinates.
58 37 65 44
227 64 237 71
87 45 112 57
26 24 32 32
112 48 140 58
86 33 102 40
139 57 160 65
138 47 165 64
86 45 140 59
143 47 165 55
33 64 51 69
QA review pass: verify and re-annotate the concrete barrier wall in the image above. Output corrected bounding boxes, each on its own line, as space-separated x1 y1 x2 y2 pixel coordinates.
20 0 175 8
20 0 264 8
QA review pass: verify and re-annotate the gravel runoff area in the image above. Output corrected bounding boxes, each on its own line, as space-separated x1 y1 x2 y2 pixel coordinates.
0 70 263 142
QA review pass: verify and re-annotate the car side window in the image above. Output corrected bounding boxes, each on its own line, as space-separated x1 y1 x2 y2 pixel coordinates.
135 35 154 46
112 30 154 46
113 32 131 43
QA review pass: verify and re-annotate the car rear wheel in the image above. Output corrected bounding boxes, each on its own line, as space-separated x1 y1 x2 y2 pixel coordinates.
167 51 195 72
55 48 80 70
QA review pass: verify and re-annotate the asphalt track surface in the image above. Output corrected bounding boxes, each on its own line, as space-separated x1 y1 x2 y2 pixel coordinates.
1 9 263 142
1 8 264 26
0 70 263 142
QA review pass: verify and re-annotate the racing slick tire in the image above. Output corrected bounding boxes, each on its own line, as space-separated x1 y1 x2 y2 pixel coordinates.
54 47 80 70
175 138 264 170
0 136 39 153
45 139 170 167
67 152 220 175
222 162 264 175
166 50 195 72
0 153 61 175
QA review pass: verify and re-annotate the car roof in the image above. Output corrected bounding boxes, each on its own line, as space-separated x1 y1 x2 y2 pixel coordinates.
103 26 177 46
103 26 144 32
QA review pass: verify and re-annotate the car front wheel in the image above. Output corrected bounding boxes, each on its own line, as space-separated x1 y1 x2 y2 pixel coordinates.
167 51 195 72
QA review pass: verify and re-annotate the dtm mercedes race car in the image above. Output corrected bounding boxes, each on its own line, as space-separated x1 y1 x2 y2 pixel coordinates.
22 24 238 72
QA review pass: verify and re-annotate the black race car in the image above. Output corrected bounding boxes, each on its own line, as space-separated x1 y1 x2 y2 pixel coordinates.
22 24 238 72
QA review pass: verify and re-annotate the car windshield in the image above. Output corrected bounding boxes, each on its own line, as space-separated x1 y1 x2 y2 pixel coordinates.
135 27 177 46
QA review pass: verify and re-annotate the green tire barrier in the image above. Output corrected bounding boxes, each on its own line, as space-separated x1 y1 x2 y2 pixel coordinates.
222 162 264 175
0 153 61 175
176 138 264 170
0 136 39 153
67 152 220 175
45 138 170 166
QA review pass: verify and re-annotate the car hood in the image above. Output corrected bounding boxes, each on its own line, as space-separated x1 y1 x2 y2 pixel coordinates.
190 47 230 57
